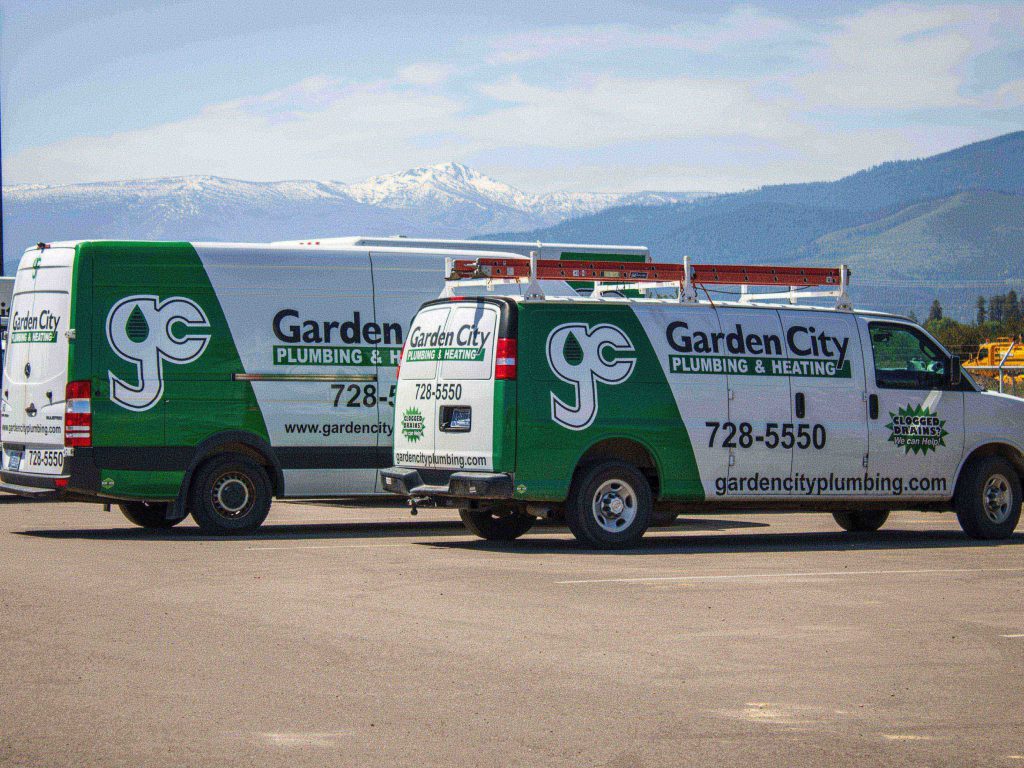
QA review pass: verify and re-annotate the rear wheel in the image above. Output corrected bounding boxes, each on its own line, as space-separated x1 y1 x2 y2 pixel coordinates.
118 501 184 529
566 461 652 549
955 456 1022 540
459 507 534 541
189 455 272 535
832 510 889 532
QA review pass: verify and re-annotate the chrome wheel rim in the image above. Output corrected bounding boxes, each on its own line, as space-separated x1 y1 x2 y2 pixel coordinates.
591 478 637 533
212 473 254 519
982 473 1013 524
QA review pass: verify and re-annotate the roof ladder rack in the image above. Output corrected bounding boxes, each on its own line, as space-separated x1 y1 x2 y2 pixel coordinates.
443 254 852 309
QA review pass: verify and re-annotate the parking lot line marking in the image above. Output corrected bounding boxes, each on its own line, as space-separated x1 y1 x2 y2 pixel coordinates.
246 542 416 551
557 566 1024 585
1000 633 1024 638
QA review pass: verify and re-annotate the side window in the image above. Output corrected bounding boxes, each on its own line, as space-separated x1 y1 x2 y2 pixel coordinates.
869 323 949 390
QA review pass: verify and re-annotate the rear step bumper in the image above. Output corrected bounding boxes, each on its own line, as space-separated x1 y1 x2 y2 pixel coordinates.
381 467 514 500
0 470 62 497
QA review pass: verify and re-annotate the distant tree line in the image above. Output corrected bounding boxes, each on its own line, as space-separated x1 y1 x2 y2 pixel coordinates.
923 290 1023 354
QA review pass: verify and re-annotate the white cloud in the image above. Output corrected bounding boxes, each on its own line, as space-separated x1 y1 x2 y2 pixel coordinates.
5 77 466 184
4 3 1020 190
797 3 1018 109
397 63 455 86
469 74 802 149
485 8 803 64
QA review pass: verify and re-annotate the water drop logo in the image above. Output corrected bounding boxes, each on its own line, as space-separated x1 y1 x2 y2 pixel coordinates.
546 323 635 430
105 295 210 411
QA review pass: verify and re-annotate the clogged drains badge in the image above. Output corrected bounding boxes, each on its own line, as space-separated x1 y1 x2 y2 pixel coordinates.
886 404 948 455
401 407 425 443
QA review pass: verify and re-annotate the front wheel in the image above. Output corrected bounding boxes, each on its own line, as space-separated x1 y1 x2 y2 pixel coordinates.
566 461 652 549
118 501 184 529
459 507 534 541
832 510 889 532
955 456 1022 540
189 455 273 535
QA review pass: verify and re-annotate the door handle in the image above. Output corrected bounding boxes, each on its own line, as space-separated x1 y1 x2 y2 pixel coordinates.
869 394 879 420
794 392 805 419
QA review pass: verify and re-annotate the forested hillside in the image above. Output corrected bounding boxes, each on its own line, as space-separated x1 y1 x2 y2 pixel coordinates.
492 132 1024 319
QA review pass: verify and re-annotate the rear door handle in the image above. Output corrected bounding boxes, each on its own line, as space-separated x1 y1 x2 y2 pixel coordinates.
869 394 879 420
794 392 805 419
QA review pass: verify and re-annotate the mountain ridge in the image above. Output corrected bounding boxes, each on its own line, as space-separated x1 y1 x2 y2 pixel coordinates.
2 162 707 269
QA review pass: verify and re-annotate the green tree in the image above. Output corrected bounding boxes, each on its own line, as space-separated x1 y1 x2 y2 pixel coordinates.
927 299 943 323
976 295 987 325
990 293 1004 323
1005 290 1021 324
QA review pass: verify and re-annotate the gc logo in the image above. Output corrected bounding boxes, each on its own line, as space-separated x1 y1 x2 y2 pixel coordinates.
546 323 635 430
106 295 210 411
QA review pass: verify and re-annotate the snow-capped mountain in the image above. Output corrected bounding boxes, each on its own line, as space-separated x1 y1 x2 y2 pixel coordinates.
1 162 708 269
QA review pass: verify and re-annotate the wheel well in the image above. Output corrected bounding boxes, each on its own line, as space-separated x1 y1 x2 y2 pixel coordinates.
190 440 282 496
954 443 1024 499
575 438 660 497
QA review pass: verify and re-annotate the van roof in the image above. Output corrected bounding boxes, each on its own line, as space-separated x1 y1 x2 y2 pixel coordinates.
482 293 912 322
22 240 544 262
271 236 648 252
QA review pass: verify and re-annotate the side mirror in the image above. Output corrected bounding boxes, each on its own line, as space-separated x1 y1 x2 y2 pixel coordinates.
949 356 962 387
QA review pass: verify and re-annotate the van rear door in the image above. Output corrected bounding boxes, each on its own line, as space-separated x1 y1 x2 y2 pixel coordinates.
1 247 76 479
393 298 511 474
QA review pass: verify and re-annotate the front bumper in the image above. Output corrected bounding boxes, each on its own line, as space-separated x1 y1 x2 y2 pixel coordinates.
381 467 514 500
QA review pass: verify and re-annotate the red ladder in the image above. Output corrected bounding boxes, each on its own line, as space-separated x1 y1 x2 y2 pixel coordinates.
448 257 846 287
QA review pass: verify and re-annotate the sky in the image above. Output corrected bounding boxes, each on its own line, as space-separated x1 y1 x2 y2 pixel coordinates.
1 0 1022 193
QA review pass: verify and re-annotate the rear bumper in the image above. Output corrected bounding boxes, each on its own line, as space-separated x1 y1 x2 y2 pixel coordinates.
381 467 514 500
0 470 62 498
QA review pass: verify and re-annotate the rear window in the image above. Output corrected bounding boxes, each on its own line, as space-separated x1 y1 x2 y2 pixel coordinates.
439 304 498 381
401 303 501 381
5 252 73 383
401 306 451 380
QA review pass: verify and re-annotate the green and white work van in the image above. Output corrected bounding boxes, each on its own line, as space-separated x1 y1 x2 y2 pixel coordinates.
0 239 647 533
382 257 1024 548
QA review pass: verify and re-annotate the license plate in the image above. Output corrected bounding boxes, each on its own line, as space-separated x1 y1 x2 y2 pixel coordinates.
7 450 22 471
449 408 472 431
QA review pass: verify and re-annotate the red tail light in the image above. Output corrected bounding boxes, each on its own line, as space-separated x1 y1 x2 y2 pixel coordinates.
495 338 517 380
395 339 408 379
65 380 92 447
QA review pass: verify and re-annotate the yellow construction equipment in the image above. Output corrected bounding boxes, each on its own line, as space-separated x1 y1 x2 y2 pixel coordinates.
964 336 1024 389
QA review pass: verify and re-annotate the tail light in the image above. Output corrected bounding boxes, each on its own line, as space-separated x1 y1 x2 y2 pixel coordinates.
65 380 92 447
395 339 408 379
495 338 517 380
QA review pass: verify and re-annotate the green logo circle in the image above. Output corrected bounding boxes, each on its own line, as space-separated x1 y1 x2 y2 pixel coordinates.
401 407 425 443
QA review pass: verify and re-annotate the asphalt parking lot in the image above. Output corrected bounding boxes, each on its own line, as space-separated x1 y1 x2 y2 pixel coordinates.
1 497 1023 767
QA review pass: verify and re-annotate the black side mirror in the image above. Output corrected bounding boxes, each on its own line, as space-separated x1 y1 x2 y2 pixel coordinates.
949 356 962 387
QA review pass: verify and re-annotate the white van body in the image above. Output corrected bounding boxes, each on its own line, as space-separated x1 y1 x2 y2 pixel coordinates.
384 293 1024 547
0 239 647 533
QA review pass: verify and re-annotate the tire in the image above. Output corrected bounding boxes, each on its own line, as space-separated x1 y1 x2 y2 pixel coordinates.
565 461 652 549
832 510 889 532
118 501 184 529
955 456 1022 540
459 507 535 541
189 454 273 535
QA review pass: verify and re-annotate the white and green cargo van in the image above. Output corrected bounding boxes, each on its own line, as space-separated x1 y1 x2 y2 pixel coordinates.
382 260 1024 548
0 239 647 534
